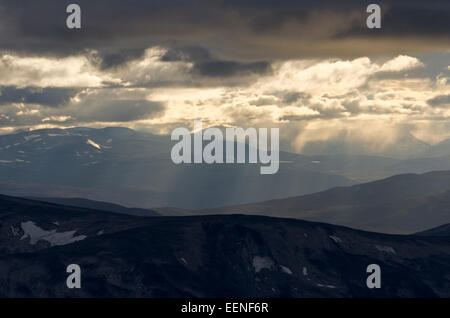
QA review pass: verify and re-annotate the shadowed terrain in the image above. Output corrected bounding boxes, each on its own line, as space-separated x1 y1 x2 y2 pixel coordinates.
1 195 449 298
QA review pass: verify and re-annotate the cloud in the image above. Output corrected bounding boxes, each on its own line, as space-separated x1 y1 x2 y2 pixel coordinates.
192 60 271 77
0 48 448 154
67 89 167 123
0 0 448 61
161 46 212 63
0 1 448 153
0 86 79 107
0 54 118 87
255 55 423 97
379 55 424 72
105 47 273 88
95 49 147 70
277 91 311 105
161 46 273 83
278 114 319 122
0 86 166 128
428 95 450 108
75 99 166 122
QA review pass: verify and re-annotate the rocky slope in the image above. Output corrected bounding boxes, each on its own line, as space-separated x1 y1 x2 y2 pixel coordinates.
1 195 449 298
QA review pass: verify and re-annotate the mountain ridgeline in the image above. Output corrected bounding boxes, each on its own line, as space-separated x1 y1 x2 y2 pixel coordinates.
0 127 354 209
3 127 450 210
0 194 449 298
198 171 450 234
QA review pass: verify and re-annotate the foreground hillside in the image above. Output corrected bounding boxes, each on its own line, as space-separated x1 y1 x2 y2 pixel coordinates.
0 195 449 297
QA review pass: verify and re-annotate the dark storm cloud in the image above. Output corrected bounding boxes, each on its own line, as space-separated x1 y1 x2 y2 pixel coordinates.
0 0 448 61
428 95 450 108
0 85 167 127
160 45 272 82
275 91 311 105
342 100 362 115
96 49 147 70
334 2 450 38
0 86 79 107
249 91 311 107
161 46 212 63
279 114 319 121
192 60 271 77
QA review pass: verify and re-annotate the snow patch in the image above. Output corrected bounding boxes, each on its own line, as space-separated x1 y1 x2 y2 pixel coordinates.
302 266 308 276
280 265 293 275
86 139 102 150
317 284 337 289
24 134 40 141
252 256 274 273
375 245 396 255
20 221 87 246
83 161 99 166
180 257 188 265
10 226 20 236
329 235 342 244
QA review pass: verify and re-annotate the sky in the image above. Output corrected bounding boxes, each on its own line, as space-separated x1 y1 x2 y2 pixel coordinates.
0 0 449 154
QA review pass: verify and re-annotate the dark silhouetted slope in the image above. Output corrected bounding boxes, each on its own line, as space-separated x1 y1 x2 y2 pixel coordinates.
28 197 160 217
0 195 450 298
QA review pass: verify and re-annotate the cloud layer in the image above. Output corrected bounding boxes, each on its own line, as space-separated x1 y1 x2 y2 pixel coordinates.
0 1 449 153
1 0 449 59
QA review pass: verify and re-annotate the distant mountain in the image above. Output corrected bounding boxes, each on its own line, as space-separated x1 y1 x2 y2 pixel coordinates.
196 171 450 234
1 194 449 297
27 197 160 217
0 127 356 209
3 127 450 211
387 154 450 175
416 138 450 158
416 223 450 237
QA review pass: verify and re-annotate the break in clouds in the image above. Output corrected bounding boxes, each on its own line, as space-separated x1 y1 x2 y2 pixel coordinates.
0 0 449 155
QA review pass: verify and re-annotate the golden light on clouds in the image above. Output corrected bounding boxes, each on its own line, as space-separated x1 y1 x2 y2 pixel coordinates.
0 47 449 154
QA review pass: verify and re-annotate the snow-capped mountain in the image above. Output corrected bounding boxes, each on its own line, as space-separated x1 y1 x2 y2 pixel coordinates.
0 127 355 209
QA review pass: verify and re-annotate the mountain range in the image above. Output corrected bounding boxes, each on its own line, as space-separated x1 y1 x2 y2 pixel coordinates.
179 171 450 234
1 194 449 298
26 196 160 217
0 127 354 209
3 127 450 210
